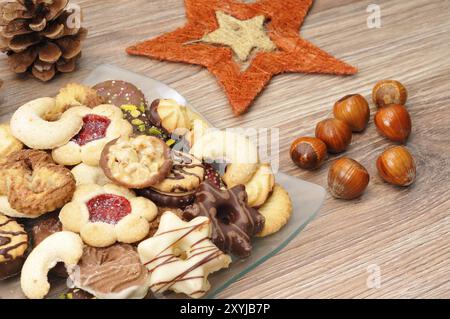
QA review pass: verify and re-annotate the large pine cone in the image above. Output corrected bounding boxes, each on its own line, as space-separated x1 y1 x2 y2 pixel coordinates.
0 0 87 81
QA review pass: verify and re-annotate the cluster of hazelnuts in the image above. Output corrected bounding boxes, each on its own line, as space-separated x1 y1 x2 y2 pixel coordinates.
290 80 417 200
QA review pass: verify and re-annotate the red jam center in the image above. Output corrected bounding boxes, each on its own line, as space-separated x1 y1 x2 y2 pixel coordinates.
86 194 131 224
72 114 111 146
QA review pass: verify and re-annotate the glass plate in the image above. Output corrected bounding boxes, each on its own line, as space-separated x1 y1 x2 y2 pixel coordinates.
0 65 326 299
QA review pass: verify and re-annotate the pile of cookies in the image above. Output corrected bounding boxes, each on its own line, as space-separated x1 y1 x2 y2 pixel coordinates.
0 80 293 299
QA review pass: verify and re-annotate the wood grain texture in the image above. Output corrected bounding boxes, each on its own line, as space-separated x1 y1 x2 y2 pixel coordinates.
1 0 449 298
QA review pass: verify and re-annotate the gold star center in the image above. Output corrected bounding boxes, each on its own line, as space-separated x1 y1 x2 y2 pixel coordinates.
200 11 276 62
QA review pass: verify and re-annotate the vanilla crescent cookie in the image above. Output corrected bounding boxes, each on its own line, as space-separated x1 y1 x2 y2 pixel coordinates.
10 97 84 150
138 211 231 298
71 163 111 186
256 184 293 237
21 231 83 299
59 184 158 247
100 135 172 189
52 104 133 166
151 151 204 193
0 124 23 160
0 150 76 218
190 129 259 185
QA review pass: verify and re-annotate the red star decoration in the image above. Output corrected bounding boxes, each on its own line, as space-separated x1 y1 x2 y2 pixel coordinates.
127 0 357 115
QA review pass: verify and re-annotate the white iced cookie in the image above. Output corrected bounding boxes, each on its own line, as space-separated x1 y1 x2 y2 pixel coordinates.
52 104 133 166
20 231 83 299
138 211 232 299
10 97 84 150
0 124 23 159
71 163 111 186
59 184 158 247
190 129 260 186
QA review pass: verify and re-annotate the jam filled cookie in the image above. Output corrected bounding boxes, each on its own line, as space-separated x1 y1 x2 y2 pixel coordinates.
184 180 265 259
100 135 172 189
0 124 23 159
52 104 133 166
256 184 293 237
67 244 150 299
138 211 231 298
21 231 83 299
59 184 158 247
0 150 76 218
0 214 28 280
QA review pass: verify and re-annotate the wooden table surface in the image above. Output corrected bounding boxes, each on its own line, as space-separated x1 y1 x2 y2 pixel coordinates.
1 0 449 299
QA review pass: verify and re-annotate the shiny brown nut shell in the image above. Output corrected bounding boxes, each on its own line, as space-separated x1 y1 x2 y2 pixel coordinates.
315 118 352 153
290 137 327 170
372 80 407 108
328 157 370 200
333 94 370 132
377 146 416 186
374 104 411 143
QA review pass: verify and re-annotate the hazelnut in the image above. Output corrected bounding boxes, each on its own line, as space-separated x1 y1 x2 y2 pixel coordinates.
372 80 407 108
333 94 370 132
328 157 370 200
315 118 352 153
290 137 327 170
374 104 411 143
377 146 416 186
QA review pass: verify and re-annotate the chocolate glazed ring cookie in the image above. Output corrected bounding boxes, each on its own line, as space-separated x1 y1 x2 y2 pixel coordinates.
183 180 265 259
0 214 29 280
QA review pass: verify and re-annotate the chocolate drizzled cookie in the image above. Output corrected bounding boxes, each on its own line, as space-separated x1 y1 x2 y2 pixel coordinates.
183 181 265 259
0 214 28 280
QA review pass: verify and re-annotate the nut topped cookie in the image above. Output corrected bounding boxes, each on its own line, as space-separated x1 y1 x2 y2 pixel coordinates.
100 135 172 189
0 214 29 280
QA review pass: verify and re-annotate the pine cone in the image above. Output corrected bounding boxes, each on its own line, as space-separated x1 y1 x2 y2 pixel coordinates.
0 0 87 81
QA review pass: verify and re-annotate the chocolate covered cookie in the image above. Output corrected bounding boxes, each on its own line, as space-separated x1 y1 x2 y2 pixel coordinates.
68 244 150 299
183 181 265 259
0 214 28 280
93 80 147 108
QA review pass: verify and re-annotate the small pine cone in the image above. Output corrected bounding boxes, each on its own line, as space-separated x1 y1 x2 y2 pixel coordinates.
0 0 87 82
